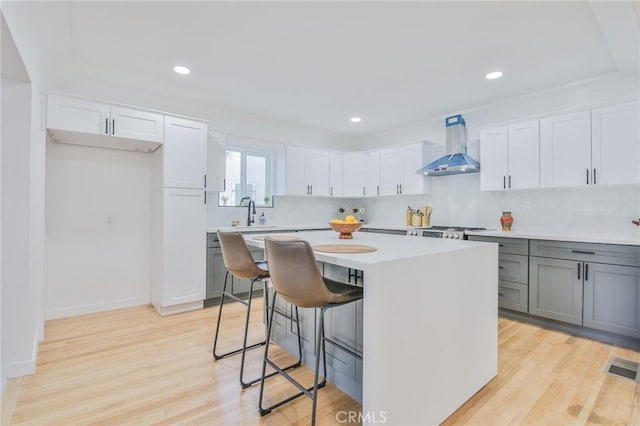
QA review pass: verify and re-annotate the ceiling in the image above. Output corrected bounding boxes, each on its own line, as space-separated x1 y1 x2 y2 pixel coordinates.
17 1 640 135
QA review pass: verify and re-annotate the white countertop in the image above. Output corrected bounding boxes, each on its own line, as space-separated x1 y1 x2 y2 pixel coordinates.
208 224 430 234
465 229 640 246
245 230 492 269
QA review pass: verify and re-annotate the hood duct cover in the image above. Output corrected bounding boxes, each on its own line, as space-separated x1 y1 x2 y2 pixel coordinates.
417 114 480 176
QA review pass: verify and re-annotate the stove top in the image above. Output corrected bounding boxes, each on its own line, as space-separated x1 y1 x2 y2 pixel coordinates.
428 226 487 231
406 225 486 239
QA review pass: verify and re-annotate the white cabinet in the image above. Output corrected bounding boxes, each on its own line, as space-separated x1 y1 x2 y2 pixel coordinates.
540 111 591 188
591 101 640 186
285 146 330 196
343 153 367 197
207 131 227 192
480 120 539 191
329 152 344 197
163 117 207 189
380 143 431 195
365 150 381 197
152 188 206 314
46 94 163 152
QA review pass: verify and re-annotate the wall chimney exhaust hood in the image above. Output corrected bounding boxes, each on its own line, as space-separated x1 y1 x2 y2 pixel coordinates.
417 114 480 176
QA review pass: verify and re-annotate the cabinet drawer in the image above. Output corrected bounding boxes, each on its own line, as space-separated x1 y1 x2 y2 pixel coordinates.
499 254 529 284
468 236 529 255
498 281 528 313
207 233 219 248
530 240 640 267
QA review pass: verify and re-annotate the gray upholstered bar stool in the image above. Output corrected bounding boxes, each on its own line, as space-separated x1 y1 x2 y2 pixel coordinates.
258 237 363 426
213 231 302 388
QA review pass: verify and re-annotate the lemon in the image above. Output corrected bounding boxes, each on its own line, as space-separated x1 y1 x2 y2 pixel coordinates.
345 215 357 223
330 219 342 224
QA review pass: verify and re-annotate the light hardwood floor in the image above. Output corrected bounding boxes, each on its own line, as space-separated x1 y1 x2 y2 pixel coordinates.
3 300 640 425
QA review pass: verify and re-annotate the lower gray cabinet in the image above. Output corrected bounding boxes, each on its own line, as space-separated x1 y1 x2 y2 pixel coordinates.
529 257 583 325
498 281 528 313
583 263 640 338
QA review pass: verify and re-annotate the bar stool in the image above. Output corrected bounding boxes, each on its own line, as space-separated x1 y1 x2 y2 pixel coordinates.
258 237 363 426
212 231 302 388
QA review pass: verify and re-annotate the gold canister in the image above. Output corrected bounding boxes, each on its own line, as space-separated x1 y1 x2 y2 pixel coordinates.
406 207 413 226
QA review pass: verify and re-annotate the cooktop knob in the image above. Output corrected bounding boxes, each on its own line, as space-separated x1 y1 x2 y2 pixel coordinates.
442 232 449 238
454 233 460 239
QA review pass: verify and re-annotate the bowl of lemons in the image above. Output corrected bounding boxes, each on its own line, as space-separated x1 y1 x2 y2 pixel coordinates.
329 215 363 239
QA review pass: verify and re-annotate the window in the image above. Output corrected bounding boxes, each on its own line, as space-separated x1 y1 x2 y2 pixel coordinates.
218 148 273 207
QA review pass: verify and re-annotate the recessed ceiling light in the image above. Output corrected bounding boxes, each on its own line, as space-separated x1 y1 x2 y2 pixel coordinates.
350 117 362 123
486 71 503 80
173 65 191 75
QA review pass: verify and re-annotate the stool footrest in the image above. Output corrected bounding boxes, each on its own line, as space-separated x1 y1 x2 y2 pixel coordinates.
213 339 266 360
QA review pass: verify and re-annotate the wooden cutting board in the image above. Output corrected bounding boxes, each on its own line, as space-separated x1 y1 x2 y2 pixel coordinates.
312 244 377 254
251 235 302 241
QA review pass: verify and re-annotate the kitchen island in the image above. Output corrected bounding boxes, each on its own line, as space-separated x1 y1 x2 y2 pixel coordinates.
246 230 498 425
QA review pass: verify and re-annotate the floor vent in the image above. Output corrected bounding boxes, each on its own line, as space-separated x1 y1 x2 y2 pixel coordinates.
605 357 640 382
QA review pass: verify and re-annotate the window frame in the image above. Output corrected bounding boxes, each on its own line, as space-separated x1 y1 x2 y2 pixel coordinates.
219 146 274 207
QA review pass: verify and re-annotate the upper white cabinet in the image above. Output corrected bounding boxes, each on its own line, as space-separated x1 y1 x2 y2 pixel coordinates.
365 150 381 197
480 120 540 191
591 101 639 186
540 111 592 188
343 152 367 197
380 143 431 195
207 131 227 192
286 146 330 196
163 117 208 189
46 94 164 152
329 152 344 197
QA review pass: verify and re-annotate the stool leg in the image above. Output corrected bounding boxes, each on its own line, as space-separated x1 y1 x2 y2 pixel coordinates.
258 291 278 415
311 306 328 426
212 271 230 359
239 278 263 388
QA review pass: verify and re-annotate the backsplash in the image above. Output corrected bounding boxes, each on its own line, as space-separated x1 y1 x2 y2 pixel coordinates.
208 175 640 237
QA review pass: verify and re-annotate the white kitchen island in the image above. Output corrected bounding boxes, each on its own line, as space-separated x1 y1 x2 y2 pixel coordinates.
246 230 498 425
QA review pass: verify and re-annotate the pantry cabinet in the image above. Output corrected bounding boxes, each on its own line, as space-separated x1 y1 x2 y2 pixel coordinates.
286 146 330 196
163 117 208 189
480 121 540 191
591 101 640 186
380 143 431 195
46 94 164 152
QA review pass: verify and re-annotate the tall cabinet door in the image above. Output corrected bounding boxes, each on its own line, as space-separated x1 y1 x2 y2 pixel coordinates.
307 149 330 196
379 148 402 195
163 117 207 189
285 146 308 195
365 150 381 197
400 144 426 195
583 263 640 338
529 257 583 325
508 120 539 190
162 188 206 306
110 106 164 143
480 126 508 191
540 111 591 188
343 153 367 197
591 101 640 186
329 152 344 197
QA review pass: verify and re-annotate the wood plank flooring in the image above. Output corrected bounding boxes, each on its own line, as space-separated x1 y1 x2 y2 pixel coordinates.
4 300 640 425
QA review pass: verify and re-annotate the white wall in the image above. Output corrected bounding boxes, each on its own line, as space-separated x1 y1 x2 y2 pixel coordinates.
45 142 152 319
1 78 37 382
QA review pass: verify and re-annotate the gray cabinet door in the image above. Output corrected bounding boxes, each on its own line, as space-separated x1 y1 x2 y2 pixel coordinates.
583 263 640 338
529 257 583 325
206 249 226 299
323 301 357 382
498 281 528 313
499 254 529 284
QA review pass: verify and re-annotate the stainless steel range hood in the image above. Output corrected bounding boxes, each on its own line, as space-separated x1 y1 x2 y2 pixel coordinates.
417 114 480 176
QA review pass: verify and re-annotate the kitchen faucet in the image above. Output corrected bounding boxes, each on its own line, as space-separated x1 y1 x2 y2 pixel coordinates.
247 199 256 226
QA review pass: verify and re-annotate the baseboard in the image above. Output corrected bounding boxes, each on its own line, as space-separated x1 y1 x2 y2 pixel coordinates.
45 296 150 320
152 300 203 316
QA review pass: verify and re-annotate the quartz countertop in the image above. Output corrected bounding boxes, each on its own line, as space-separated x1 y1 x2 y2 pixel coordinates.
208 224 429 234
465 229 640 246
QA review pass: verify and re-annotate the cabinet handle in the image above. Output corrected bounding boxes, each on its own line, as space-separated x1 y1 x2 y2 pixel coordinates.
105 118 109 134
223 178 226 191
310 185 312 195
498 244 504 247
577 263 581 280
330 186 333 196
112 119 115 135
399 184 402 194
593 168 597 185
508 175 512 189
306 185 309 195
363 187 365 196
498 266 504 269
204 174 207 189
585 263 589 281
503 176 506 189
396 184 399 194
498 292 505 297
204 191 207 204
571 250 595 255
377 186 380 196
586 169 589 185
